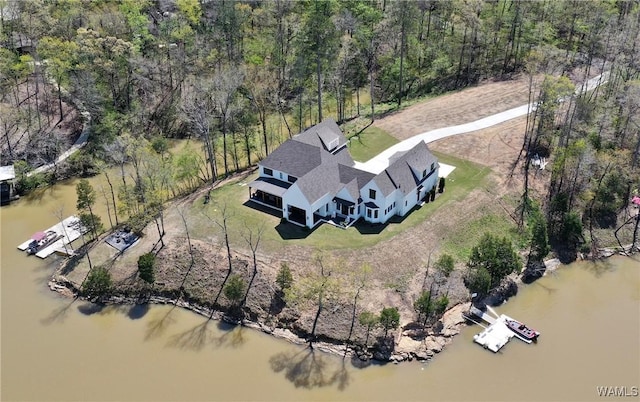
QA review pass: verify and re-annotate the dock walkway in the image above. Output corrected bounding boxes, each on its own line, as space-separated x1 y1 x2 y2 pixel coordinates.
17 216 85 259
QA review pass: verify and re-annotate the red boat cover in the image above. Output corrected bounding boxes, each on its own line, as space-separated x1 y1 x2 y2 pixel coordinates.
32 231 46 241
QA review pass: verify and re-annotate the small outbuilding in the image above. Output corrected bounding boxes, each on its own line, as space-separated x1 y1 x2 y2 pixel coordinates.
0 165 16 205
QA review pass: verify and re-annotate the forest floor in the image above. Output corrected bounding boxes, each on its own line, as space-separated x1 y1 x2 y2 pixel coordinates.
1 76 82 168
57 72 567 361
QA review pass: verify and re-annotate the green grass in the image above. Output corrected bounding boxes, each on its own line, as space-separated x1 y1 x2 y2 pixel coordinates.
441 212 524 262
432 151 492 203
435 151 525 262
347 126 399 162
184 151 490 254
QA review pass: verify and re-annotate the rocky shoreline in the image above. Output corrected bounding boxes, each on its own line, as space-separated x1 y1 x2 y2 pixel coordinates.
47 241 637 364
48 271 470 363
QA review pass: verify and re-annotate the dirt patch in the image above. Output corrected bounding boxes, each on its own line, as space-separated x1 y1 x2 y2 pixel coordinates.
375 75 534 140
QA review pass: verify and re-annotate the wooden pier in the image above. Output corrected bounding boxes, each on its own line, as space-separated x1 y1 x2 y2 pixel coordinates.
17 216 85 259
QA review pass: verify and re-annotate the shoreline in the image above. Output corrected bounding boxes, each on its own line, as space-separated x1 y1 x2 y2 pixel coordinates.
47 271 469 363
47 243 637 364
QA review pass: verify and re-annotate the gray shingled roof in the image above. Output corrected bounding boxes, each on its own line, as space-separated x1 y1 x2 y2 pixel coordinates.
260 139 323 178
382 141 437 196
260 120 437 206
293 118 347 152
294 163 342 205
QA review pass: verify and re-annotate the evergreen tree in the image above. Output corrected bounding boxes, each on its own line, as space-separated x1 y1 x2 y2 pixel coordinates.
379 306 400 336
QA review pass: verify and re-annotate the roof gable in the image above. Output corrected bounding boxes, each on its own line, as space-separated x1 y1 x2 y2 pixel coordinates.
377 141 438 196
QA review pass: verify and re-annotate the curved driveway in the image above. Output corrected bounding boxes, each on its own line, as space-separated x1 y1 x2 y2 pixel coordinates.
354 72 609 175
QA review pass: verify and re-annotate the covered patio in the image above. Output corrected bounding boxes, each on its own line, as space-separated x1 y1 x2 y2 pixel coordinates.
248 177 290 211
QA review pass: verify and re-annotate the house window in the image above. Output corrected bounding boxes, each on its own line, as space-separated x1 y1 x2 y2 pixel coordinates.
263 167 273 176
349 206 354 215
374 210 378 219
431 162 435 171
279 172 283 179
289 175 297 183
422 169 427 178
367 209 371 218
369 189 376 199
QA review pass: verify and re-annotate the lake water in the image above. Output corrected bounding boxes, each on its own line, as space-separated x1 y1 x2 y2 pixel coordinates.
1 177 638 401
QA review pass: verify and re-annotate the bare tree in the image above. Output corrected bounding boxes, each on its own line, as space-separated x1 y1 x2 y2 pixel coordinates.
182 81 218 182
211 66 245 176
203 203 234 274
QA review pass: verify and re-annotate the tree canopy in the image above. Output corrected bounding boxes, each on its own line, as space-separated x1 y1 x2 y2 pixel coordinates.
467 233 521 288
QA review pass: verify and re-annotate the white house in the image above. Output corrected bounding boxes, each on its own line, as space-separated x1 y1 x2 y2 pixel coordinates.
248 119 440 228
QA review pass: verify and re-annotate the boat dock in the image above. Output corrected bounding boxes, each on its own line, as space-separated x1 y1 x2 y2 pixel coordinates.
466 306 539 352
17 216 85 259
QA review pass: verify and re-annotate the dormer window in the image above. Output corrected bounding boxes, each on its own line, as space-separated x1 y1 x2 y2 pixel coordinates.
431 162 435 171
422 169 427 178
327 137 339 151
263 167 273 176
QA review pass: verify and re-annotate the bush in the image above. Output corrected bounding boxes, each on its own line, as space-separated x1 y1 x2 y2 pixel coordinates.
438 177 446 193
224 274 246 305
464 267 492 296
83 266 112 297
414 291 432 325
468 233 521 287
434 295 449 316
379 307 400 335
138 252 156 284
276 262 293 293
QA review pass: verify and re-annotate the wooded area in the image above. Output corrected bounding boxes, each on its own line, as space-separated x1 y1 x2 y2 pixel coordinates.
1 0 639 258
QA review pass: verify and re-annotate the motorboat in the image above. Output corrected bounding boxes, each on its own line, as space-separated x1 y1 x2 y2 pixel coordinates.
26 230 63 255
505 318 540 341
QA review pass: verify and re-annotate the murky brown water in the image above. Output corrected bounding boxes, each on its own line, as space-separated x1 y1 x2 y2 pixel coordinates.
2 175 639 401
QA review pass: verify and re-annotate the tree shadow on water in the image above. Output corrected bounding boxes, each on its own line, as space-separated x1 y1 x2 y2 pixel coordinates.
127 304 150 320
40 297 78 325
166 318 213 351
269 347 351 390
165 319 247 351
77 302 105 315
145 305 177 341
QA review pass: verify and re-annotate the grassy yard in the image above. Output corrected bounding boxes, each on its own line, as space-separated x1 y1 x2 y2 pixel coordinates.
440 212 525 262
185 151 490 254
347 126 400 162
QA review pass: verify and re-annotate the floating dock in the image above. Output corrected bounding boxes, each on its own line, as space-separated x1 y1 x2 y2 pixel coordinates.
17 216 85 259
466 306 539 352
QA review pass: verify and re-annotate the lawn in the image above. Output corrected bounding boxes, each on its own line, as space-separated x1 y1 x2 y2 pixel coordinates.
185 151 490 254
347 126 399 162
440 212 525 262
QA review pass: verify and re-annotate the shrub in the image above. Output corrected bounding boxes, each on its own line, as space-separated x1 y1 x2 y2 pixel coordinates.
224 274 246 305
138 252 156 284
276 262 293 293
83 266 112 297
379 307 400 335
438 177 446 193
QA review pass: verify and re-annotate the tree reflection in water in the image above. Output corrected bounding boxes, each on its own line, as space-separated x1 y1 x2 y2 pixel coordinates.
269 347 352 390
